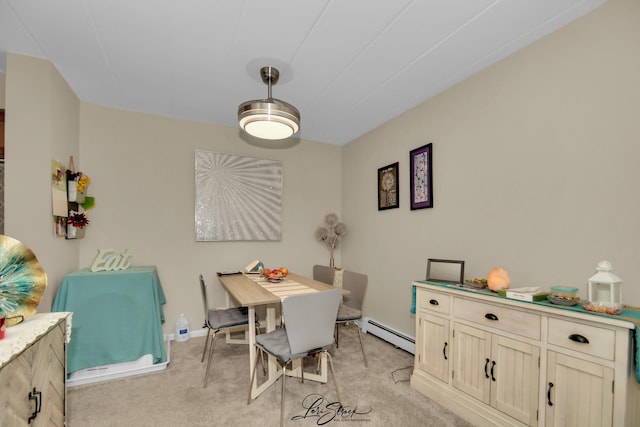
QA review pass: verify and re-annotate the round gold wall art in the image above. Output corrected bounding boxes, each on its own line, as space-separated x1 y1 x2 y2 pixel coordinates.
0 235 47 326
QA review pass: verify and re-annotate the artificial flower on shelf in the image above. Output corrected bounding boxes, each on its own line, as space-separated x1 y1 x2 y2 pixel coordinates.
77 174 90 192
67 211 90 239
315 213 347 269
68 212 90 228
67 171 91 203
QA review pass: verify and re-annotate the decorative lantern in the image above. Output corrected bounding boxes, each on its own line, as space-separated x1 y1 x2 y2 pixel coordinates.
587 261 622 310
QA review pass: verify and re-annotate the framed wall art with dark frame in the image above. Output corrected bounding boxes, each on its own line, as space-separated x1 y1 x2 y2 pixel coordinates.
378 162 399 211
410 143 433 210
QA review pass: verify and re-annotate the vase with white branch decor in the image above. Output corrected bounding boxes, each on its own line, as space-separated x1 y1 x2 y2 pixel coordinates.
315 213 347 269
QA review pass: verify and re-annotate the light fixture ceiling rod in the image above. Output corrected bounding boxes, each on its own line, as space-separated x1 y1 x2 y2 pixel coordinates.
261 66 279 100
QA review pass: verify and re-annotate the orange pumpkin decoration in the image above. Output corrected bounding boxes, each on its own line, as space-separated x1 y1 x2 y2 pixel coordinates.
487 266 510 292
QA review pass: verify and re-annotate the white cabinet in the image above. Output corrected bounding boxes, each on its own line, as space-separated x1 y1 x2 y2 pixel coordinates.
450 300 540 426
452 322 539 425
414 288 451 384
546 351 613 426
410 282 640 427
545 317 619 426
0 313 70 427
416 312 449 383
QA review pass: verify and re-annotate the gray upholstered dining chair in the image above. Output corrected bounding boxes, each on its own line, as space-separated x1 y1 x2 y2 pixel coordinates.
313 265 368 367
247 288 341 427
199 274 259 388
312 264 335 286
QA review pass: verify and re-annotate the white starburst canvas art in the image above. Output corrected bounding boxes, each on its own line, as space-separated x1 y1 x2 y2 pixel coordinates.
195 150 282 241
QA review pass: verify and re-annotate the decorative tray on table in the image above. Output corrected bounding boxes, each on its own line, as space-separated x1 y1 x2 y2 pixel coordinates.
464 278 488 289
581 302 623 315
547 295 580 306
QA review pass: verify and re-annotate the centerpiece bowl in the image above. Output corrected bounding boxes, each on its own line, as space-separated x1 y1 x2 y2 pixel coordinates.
261 267 288 283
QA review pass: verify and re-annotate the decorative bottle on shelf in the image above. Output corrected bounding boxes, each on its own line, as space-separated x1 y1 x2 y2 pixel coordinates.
174 313 190 342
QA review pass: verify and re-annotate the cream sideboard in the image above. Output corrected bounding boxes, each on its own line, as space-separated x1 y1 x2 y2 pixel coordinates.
0 312 71 427
410 282 640 427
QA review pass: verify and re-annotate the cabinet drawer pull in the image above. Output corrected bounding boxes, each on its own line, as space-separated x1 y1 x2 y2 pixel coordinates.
490 361 496 381
485 313 499 321
443 342 448 360
429 299 439 306
547 382 554 406
28 387 42 423
568 333 589 344
484 358 490 379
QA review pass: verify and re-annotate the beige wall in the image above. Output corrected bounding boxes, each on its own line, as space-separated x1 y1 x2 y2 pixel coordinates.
342 0 640 335
76 104 341 330
4 54 341 333
4 54 80 312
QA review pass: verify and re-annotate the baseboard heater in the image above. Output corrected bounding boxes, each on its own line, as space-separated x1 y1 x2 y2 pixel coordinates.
361 317 415 354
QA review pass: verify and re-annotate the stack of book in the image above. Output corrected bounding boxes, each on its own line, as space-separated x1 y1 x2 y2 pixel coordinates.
498 287 548 302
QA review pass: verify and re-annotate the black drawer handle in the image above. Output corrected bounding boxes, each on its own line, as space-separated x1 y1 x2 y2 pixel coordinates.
28 387 41 423
485 313 499 321
547 382 554 406
429 299 439 306
443 342 448 360
568 334 589 344
490 361 496 381
484 358 490 379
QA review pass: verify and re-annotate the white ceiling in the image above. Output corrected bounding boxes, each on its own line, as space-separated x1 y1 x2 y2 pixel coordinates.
0 0 605 146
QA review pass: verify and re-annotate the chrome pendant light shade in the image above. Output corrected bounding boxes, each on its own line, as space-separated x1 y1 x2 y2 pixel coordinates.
238 67 300 140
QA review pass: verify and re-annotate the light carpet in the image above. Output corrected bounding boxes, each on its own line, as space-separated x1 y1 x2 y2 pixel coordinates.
67 325 473 427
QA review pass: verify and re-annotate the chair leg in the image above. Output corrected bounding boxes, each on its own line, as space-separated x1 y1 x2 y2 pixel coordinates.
201 328 212 363
335 323 340 348
256 325 267 376
247 347 262 404
326 351 341 403
280 361 287 427
355 323 368 368
203 331 217 388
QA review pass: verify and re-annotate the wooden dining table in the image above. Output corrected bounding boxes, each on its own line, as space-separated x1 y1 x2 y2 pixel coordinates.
217 272 347 400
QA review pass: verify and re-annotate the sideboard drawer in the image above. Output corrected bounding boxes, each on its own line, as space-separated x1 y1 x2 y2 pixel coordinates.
453 297 541 340
548 317 615 361
417 289 451 315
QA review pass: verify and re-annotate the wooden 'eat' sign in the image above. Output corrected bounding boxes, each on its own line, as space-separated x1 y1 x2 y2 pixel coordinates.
91 249 132 272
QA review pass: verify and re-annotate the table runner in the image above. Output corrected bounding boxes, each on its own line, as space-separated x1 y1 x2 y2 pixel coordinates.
247 275 319 299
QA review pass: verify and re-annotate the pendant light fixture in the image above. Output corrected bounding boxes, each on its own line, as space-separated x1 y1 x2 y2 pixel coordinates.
238 66 300 140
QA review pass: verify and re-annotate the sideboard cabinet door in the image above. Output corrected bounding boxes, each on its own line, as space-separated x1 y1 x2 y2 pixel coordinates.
545 351 613 427
0 317 67 427
31 321 66 426
416 311 450 383
0 347 33 426
452 322 539 425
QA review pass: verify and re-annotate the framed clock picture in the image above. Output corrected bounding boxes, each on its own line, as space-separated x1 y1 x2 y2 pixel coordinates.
378 162 399 210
